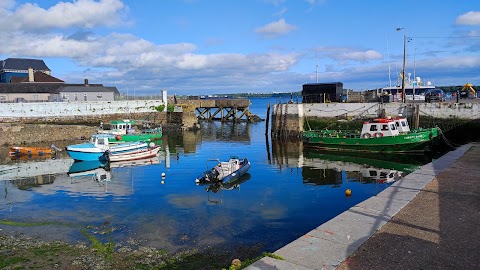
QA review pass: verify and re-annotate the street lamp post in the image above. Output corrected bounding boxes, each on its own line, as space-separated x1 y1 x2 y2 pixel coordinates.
397 27 406 103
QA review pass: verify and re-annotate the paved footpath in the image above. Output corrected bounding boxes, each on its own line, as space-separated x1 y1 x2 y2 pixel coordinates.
246 143 480 270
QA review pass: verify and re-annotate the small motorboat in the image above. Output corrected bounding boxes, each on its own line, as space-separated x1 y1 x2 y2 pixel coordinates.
196 157 250 184
106 145 160 162
9 145 58 156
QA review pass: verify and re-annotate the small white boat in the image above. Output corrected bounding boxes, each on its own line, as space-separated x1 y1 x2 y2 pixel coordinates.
107 146 161 162
196 157 250 183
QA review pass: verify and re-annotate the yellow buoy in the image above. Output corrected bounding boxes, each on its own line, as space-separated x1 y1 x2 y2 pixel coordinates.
345 189 352 196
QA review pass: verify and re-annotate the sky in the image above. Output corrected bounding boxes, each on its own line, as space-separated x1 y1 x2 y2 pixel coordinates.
0 0 479 96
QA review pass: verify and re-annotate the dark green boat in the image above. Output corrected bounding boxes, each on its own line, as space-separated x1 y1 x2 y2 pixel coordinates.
98 119 163 143
303 117 439 153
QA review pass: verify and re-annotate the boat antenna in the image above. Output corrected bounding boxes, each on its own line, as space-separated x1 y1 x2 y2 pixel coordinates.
386 34 392 87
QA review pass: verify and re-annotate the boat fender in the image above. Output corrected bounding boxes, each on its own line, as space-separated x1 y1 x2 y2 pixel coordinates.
115 135 122 140
363 133 371 139
375 132 384 138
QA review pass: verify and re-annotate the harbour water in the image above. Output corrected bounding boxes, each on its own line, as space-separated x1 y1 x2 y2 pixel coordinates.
0 97 433 257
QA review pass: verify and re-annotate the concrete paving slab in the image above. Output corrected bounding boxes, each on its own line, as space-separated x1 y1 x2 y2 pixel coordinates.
307 209 389 247
275 236 355 270
351 195 409 218
396 172 435 183
246 256 313 270
375 184 421 202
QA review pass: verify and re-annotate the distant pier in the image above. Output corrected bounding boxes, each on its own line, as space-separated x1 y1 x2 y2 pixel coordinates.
176 98 260 122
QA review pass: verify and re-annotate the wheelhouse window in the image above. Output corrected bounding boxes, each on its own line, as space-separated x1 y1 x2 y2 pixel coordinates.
370 125 378 132
390 124 396 130
381 124 389 131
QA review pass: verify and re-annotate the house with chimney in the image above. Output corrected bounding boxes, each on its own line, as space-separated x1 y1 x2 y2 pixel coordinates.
0 58 119 102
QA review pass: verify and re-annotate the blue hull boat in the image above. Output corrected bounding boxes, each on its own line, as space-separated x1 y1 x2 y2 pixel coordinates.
66 134 149 161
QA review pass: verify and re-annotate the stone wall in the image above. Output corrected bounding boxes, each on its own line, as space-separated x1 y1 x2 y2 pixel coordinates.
0 124 96 145
0 100 164 119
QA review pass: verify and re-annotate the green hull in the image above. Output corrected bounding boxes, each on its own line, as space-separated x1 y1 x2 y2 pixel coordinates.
108 133 162 143
303 149 428 172
303 128 439 153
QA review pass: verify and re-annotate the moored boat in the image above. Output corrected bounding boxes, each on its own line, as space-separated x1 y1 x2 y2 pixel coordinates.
98 119 163 143
303 117 439 153
66 134 148 161
107 145 161 162
9 146 55 156
196 157 251 184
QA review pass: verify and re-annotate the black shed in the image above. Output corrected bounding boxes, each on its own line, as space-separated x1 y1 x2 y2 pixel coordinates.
302 82 343 103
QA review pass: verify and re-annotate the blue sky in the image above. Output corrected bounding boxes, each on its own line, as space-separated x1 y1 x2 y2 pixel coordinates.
1 0 479 95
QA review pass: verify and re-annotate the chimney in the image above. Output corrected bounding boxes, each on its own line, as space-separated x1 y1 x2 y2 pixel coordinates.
84 78 89 86
28 67 34 82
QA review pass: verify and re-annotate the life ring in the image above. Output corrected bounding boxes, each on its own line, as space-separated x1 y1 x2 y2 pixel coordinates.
115 135 122 140
374 132 384 138
363 133 371 139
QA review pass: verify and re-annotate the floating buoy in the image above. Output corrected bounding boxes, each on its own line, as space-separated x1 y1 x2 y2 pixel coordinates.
345 189 352 196
231 259 241 267
161 172 166 178
161 180 165 185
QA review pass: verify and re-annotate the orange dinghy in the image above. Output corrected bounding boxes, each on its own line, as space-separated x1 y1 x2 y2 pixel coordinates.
9 146 55 156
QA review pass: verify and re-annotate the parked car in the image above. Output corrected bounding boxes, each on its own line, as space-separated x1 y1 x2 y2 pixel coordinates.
425 89 446 102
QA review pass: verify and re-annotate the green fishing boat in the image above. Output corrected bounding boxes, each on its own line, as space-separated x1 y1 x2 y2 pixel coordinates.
98 119 163 143
303 117 439 153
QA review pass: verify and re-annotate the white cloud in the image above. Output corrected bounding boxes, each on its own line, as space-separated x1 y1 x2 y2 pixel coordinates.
0 0 128 31
314 47 383 63
305 0 326 5
255 19 297 38
456 11 480 26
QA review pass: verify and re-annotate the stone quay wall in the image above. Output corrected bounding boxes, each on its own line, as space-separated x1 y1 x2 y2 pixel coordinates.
0 124 97 145
0 100 165 121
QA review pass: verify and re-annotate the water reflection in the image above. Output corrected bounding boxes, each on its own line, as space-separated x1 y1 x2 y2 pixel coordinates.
269 137 431 187
0 114 436 256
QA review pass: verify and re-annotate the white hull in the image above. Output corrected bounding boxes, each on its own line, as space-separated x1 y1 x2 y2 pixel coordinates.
108 146 160 162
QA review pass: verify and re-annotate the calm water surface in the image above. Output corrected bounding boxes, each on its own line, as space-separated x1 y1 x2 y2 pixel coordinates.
0 97 431 255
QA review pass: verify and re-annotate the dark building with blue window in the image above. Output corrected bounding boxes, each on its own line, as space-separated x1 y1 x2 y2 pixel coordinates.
0 58 51 83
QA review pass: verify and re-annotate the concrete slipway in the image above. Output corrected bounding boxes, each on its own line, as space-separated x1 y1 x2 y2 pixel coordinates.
246 143 479 270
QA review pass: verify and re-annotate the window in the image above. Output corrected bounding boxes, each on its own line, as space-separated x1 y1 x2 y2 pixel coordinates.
96 93 103 99
381 125 389 131
62 94 69 100
390 124 396 130
370 125 378 132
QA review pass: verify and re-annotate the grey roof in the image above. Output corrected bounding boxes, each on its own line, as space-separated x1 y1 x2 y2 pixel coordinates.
56 86 117 94
1 58 50 71
0 83 104 94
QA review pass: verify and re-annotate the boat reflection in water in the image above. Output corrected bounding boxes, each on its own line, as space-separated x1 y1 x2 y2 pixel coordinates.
196 173 252 204
301 149 428 186
67 156 163 191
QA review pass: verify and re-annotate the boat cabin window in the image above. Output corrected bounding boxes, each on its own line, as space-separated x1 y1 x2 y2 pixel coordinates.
369 171 377 176
381 125 389 131
369 125 378 132
390 124 396 130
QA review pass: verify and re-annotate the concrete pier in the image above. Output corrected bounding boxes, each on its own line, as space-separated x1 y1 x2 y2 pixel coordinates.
245 143 478 270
